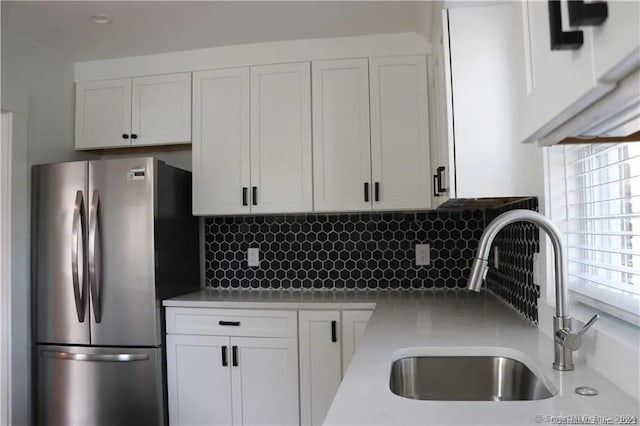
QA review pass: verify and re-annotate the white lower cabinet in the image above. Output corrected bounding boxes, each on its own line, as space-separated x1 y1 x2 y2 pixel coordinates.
298 310 373 426
166 309 299 426
231 337 299 426
299 311 342 426
166 335 233 426
167 307 372 426
341 310 374 372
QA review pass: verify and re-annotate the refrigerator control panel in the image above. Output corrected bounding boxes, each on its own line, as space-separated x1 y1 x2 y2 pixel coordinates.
127 167 146 181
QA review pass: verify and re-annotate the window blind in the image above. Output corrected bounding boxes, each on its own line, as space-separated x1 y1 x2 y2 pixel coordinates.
561 143 640 323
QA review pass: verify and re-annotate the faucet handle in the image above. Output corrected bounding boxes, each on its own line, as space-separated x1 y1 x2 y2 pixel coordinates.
558 314 599 351
576 314 599 338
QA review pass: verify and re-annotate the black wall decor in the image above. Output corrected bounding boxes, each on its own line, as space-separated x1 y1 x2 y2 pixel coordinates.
204 198 540 322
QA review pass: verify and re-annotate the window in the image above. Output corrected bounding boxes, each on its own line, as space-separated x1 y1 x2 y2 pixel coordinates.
548 143 640 326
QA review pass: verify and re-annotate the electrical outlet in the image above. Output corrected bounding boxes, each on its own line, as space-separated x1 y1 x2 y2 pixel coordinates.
247 248 260 267
494 247 500 270
415 244 430 266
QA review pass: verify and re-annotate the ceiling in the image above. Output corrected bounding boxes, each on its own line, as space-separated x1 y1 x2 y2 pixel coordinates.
2 1 433 62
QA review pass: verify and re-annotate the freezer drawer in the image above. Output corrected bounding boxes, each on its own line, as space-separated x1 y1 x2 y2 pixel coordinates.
37 345 165 426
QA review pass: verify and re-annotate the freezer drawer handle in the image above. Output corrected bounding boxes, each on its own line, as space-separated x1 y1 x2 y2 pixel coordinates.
41 350 149 362
89 190 102 323
71 190 86 322
218 321 241 326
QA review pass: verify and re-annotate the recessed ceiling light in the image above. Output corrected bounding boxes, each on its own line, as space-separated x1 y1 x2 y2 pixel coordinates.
91 15 112 24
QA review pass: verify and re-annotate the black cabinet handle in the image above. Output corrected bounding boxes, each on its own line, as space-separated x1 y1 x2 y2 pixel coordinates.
436 166 447 193
130 133 138 139
232 345 238 367
433 175 440 197
568 0 608 26
122 133 129 139
364 183 370 203
221 346 228 367
252 187 258 206
242 187 248 206
374 182 380 202
548 0 584 50
219 321 241 326
331 320 337 343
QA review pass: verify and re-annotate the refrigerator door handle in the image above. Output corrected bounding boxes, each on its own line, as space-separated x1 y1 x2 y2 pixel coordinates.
41 350 149 362
71 190 86 322
89 189 102 323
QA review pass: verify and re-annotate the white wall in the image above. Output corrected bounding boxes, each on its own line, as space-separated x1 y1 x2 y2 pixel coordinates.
1 25 86 426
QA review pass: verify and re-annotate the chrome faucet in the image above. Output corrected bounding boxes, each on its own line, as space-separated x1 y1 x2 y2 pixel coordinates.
466 209 599 371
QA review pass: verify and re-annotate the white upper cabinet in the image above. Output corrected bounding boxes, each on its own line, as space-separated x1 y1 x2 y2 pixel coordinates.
75 72 191 149
442 4 541 201
192 68 251 216
75 79 132 149
250 62 313 214
369 55 431 210
516 0 639 144
312 58 372 212
131 73 191 146
517 0 612 143
591 0 640 82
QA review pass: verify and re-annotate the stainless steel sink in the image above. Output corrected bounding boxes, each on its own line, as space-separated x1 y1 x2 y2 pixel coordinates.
390 356 554 401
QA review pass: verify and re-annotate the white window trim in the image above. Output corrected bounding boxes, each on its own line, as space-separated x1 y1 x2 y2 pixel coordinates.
0 112 13 426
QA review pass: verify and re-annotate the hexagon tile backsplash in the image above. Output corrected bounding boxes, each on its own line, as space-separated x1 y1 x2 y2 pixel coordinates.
204 198 540 322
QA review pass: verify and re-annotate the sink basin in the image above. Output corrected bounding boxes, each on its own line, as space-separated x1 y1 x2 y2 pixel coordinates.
389 356 554 401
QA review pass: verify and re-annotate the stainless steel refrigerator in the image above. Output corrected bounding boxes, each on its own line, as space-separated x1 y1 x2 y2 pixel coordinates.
32 157 199 426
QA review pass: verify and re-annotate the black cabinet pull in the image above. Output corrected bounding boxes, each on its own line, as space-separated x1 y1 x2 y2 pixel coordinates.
331 320 337 343
548 0 584 50
436 166 447 193
433 175 440 197
364 182 370 203
130 133 138 139
242 187 248 206
232 345 238 367
568 0 608 26
221 346 228 366
218 321 241 326
374 182 380 202
252 187 258 206
122 133 129 139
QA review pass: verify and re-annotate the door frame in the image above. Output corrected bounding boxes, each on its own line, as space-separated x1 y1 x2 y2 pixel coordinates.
1 111 13 426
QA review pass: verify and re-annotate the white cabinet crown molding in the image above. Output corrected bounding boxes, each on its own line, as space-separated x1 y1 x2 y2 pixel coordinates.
75 33 430 82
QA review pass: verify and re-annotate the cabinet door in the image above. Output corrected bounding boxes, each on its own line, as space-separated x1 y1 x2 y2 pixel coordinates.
447 4 541 198
341 310 373 373
131 73 191 146
592 0 640 82
166 334 232 426
369 55 431 210
231 337 299 426
299 311 342 426
428 51 452 207
250 62 312 214
75 79 131 149
192 68 250 215
312 59 372 212
517 0 614 143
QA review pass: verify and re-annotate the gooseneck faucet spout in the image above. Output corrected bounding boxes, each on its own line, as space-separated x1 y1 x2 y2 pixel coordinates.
466 209 598 371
